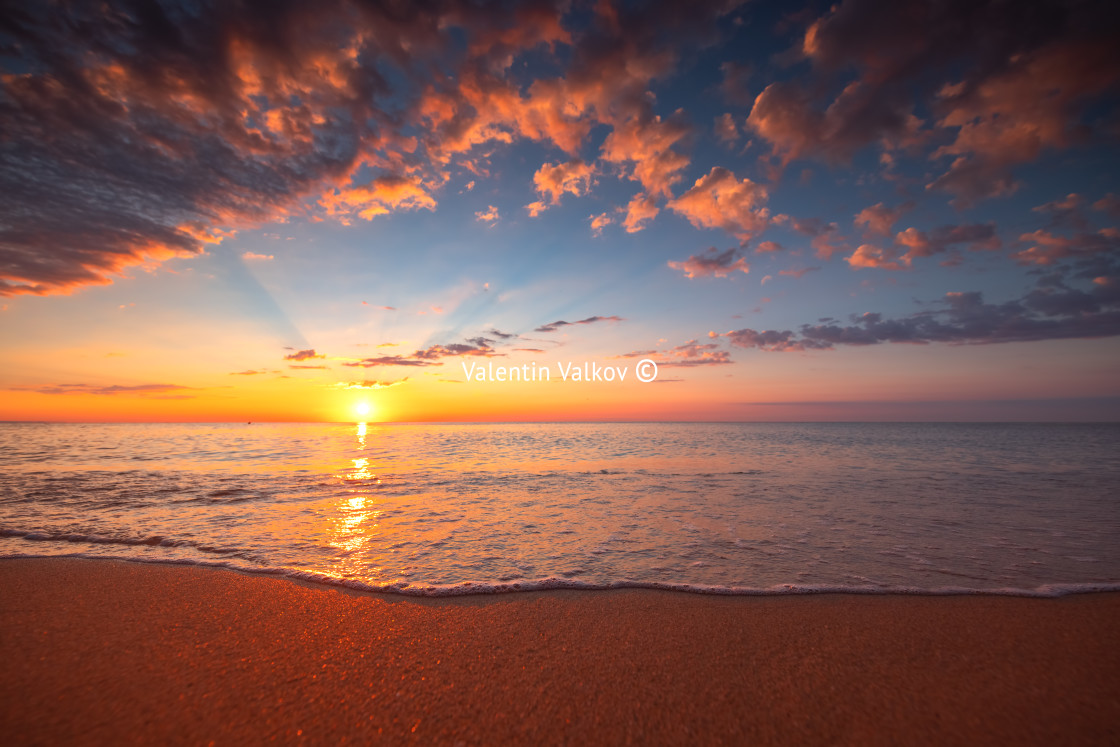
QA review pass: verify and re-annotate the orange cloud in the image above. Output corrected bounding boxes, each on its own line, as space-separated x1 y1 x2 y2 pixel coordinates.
846 244 905 270
321 174 437 221
621 193 660 233
589 212 613 237
475 205 500 225
667 167 770 243
531 160 596 207
600 113 691 199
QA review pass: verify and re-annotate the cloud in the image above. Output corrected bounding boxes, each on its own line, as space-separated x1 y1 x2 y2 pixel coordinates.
530 160 596 208
846 244 905 271
284 349 323 362
0 0 402 295
289 364 329 370
600 112 692 199
589 212 613 237
846 223 1002 269
343 356 441 368
1012 229 1120 266
1094 193 1120 218
343 337 504 367
230 370 265 376
894 223 1002 260
0 0 744 296
535 315 624 333
621 193 660 233
779 266 821 279
242 252 274 261
744 0 1120 204
14 383 196 397
719 61 754 106
1032 193 1089 230
722 275 1120 351
929 42 1120 206
475 205 500 225
722 328 820 352
668 247 750 278
321 174 437 222
854 202 912 237
617 340 732 366
792 218 847 260
667 167 770 243
714 113 738 144
336 378 409 390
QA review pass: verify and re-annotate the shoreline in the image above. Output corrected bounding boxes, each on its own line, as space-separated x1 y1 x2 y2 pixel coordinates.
5 550 1120 599
3 557 1119 744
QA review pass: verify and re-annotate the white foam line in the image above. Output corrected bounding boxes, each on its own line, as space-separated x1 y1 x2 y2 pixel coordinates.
2 551 1119 599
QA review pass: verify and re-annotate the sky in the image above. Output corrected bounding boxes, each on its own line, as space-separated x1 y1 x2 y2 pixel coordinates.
1 0 1119 423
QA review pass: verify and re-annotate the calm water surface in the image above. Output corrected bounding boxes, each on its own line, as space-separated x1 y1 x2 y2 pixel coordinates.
2 422 1118 596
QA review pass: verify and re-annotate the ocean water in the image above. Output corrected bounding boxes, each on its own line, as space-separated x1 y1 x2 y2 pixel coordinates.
2 422 1118 597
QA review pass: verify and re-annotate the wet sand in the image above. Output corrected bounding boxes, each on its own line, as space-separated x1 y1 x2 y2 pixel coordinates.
1 557 1118 745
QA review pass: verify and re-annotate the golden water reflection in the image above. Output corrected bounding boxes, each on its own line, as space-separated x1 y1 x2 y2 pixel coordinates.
324 423 384 579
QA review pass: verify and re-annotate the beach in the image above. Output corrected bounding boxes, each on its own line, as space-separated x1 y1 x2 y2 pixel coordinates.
2 558 1117 745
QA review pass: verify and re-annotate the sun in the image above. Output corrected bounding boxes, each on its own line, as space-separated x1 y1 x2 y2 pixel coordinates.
354 402 371 420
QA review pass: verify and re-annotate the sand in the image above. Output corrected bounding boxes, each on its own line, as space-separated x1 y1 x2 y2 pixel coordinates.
1 558 1118 745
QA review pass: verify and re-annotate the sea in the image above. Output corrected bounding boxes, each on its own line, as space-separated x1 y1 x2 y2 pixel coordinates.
2 422 1118 597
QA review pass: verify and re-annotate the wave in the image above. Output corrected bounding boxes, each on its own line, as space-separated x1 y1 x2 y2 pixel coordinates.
0 528 248 557
2 547 1118 600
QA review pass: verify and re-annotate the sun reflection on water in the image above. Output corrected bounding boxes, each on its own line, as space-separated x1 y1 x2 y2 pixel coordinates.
323 422 386 579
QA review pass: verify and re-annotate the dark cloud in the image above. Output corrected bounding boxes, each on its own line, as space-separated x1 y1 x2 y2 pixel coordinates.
725 277 1120 351
746 0 1120 204
667 247 749 279
1032 194 1090 231
284 349 323 361
1012 229 1120 266
849 223 1002 269
1094 193 1120 218
535 315 624 333
778 266 820 279
617 340 732 366
789 218 847 259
